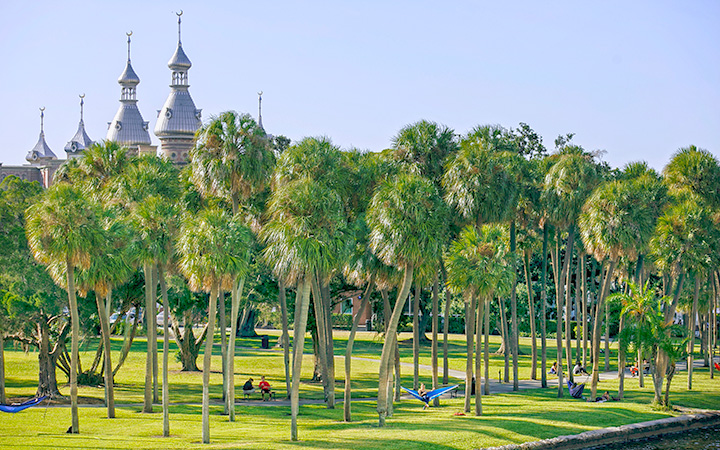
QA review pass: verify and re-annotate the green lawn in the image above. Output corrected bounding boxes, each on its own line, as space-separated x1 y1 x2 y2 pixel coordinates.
1 330 718 449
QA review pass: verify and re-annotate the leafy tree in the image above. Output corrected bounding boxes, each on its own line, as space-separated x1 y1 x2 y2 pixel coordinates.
262 174 348 440
446 225 513 414
542 148 600 396
270 136 350 408
177 207 252 444
26 183 104 434
366 173 445 426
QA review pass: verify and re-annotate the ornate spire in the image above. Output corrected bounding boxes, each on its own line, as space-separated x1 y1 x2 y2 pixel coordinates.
65 95 94 157
258 91 264 130
168 11 191 73
26 107 56 163
155 11 201 163
107 32 151 147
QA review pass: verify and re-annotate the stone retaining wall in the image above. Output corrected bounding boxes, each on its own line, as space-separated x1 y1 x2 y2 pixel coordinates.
482 410 720 450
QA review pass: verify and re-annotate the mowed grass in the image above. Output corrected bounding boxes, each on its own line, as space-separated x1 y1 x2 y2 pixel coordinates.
1 330 718 449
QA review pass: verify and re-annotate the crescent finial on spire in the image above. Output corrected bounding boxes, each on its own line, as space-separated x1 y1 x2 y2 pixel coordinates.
176 10 183 44
39 107 45 132
126 31 133 61
79 94 85 121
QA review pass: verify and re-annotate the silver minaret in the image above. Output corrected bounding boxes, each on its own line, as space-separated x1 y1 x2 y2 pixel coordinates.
154 11 202 163
107 32 152 155
65 94 94 158
26 107 56 164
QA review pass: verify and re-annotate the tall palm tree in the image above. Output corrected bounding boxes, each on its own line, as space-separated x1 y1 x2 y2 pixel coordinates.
367 173 446 426
580 177 662 399
542 148 600 395
271 137 350 408
650 195 718 404
178 207 252 444
26 183 104 434
190 111 274 417
118 156 181 413
446 224 513 414
262 175 348 440
443 127 525 388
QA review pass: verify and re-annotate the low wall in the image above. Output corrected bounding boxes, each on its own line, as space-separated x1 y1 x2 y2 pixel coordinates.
482 410 720 450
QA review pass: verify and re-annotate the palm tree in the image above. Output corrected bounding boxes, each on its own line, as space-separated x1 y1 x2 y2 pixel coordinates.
190 111 274 417
119 156 181 414
446 225 514 415
443 126 525 388
650 195 718 404
262 175 348 440
26 183 104 434
579 177 662 399
130 195 180 435
542 148 601 395
367 173 446 426
178 207 252 444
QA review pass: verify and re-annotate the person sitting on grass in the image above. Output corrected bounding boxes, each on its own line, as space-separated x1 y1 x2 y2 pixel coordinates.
258 376 271 400
550 361 559 375
243 378 255 397
588 391 617 403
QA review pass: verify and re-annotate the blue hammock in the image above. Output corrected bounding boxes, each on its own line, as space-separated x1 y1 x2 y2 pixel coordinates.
401 385 458 405
0 396 47 413
567 380 585 399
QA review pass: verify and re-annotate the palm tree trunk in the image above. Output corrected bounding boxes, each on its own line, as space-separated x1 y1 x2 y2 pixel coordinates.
228 277 246 421
0 334 4 405
321 282 336 408
617 313 625 399
310 277 330 405
440 261 450 385
497 295 509 383
474 297 483 416
564 227 576 381
291 276 313 440
523 249 537 380
344 278 374 422
143 263 154 413
484 295 490 395
604 304 610 371
158 269 171 437
152 267 159 405
96 291 115 418
591 259 616 400
581 254 588 368
278 280 291 399
638 347 644 388
66 259 80 433
551 231 564 397
541 224 548 388
575 253 582 363
431 273 439 407
413 283 421 390
377 264 413 427
218 290 228 414
510 221 519 391
202 283 219 444
688 276 700 390
464 294 476 413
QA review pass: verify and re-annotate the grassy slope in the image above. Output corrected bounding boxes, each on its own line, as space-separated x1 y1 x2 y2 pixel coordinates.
0 330 717 449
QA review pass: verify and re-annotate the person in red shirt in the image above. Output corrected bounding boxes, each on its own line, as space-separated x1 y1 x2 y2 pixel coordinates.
259 376 272 401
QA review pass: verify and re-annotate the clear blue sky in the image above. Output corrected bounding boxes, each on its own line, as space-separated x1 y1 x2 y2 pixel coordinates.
1 1 718 170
